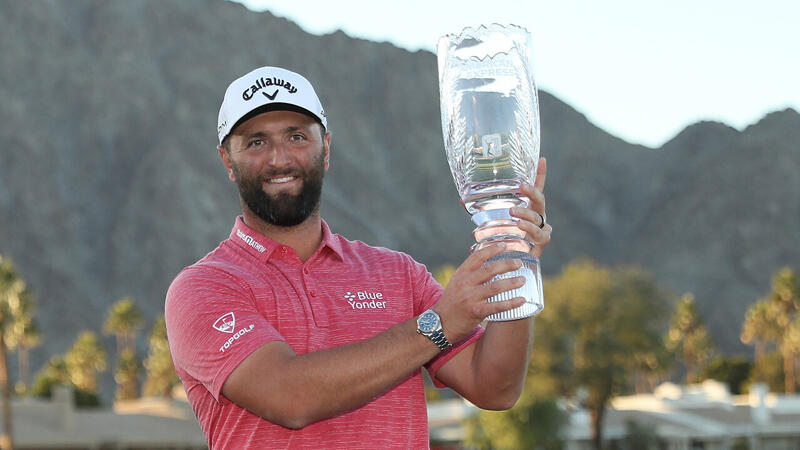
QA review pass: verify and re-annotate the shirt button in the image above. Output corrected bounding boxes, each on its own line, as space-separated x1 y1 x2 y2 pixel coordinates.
279 246 287 254
310 290 317 297
303 267 309 274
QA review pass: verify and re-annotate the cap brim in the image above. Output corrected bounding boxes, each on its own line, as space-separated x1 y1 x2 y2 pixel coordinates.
227 103 325 141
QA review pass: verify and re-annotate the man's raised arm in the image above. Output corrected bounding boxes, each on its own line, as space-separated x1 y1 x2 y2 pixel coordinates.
435 158 551 409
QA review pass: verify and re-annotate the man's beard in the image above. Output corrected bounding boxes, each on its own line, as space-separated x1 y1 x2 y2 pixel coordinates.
233 150 325 227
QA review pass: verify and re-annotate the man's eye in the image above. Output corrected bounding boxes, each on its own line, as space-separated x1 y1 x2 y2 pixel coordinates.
289 134 306 142
248 139 264 148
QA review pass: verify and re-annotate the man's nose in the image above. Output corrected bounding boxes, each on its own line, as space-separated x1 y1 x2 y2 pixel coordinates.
268 143 292 167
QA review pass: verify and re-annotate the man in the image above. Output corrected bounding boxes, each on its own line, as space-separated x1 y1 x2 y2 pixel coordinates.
165 66 552 449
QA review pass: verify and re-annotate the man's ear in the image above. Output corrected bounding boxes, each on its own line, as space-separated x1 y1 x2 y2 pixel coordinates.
323 132 331 171
217 145 236 182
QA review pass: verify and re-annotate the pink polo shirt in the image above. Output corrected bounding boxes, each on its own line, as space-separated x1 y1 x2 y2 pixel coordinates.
165 217 483 449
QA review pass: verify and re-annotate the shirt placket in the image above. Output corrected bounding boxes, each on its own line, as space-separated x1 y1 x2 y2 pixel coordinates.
266 245 326 332
300 255 330 328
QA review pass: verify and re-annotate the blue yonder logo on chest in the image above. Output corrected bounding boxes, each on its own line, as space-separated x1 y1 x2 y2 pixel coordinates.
344 291 387 310
241 76 298 101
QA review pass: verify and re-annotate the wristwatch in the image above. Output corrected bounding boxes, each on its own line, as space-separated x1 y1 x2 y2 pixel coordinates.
416 309 452 351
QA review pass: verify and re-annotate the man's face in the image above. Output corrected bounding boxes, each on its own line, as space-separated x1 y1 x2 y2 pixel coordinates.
220 110 330 227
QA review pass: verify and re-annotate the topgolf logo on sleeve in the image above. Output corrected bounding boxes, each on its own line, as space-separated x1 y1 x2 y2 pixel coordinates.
213 312 236 333
213 312 256 353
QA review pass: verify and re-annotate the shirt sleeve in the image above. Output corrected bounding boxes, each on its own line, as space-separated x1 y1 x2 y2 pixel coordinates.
165 265 286 402
406 255 485 388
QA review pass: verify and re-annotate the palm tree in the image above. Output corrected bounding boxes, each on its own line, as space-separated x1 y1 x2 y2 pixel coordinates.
64 331 107 394
666 294 716 384
763 267 800 393
11 319 40 396
741 299 781 381
143 315 179 397
4 288 42 395
0 255 25 449
114 349 141 401
785 317 800 388
103 297 144 356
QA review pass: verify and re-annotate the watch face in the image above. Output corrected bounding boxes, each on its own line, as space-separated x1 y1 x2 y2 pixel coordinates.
418 311 439 333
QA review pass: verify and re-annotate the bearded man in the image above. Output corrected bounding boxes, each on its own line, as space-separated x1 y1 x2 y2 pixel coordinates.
165 66 552 449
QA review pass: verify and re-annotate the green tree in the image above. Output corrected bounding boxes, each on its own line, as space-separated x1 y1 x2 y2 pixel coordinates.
64 331 107 394
629 344 674 394
31 356 69 397
143 315 179 397
535 260 668 450
0 255 24 449
741 299 781 382
115 349 141 401
31 355 101 408
103 297 144 356
466 396 566 450
700 356 752 395
611 267 675 393
575 264 668 450
465 261 670 450
743 350 784 393
666 294 715 384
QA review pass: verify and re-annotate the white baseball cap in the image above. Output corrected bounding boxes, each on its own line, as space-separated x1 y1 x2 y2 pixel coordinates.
217 66 327 144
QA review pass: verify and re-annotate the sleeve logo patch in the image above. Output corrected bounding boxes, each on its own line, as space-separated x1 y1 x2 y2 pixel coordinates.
213 312 236 333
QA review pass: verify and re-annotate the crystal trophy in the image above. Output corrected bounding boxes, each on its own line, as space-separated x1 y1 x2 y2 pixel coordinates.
437 24 543 320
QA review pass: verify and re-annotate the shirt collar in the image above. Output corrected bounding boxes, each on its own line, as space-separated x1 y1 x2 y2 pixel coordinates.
320 219 344 261
229 216 344 262
229 216 277 261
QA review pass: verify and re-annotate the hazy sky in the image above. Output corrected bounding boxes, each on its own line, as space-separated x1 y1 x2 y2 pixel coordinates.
234 0 798 148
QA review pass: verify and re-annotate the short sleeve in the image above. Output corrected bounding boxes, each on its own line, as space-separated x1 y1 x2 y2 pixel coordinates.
165 265 286 401
406 256 485 388
408 255 444 316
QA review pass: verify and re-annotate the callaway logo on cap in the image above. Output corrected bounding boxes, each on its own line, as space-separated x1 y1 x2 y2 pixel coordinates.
217 66 327 144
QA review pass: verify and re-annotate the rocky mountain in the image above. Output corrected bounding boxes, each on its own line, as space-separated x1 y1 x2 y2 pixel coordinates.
0 0 798 387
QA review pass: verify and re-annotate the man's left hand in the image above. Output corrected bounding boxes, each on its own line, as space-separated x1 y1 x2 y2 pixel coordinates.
510 157 551 259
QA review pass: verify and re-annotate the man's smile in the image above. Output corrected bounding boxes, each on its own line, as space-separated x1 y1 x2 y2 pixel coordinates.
266 175 298 184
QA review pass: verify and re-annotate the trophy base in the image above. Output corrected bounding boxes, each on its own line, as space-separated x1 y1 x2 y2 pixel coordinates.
469 208 544 321
483 250 543 321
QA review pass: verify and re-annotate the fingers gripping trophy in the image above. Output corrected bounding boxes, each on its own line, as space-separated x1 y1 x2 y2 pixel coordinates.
437 24 544 320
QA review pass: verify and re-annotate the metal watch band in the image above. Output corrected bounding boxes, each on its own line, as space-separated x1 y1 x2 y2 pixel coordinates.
429 330 452 351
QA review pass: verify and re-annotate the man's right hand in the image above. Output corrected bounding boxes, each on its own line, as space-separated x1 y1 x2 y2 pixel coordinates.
432 243 526 343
